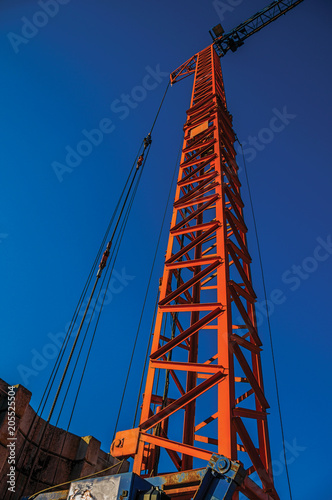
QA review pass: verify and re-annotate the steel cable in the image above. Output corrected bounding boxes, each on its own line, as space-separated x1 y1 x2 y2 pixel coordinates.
49 171 142 488
15 144 144 500
238 139 293 500
18 80 170 498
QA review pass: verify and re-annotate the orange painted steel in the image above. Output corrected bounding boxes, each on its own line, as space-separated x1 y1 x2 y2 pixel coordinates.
112 44 279 500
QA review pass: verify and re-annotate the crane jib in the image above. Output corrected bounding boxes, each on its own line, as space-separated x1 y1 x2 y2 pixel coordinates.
211 0 305 57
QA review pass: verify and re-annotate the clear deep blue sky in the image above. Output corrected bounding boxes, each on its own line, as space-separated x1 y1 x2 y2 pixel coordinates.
1 1 332 498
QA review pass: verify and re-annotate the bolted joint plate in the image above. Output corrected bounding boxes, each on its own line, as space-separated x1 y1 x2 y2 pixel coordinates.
193 454 247 500
207 454 246 486
111 428 140 459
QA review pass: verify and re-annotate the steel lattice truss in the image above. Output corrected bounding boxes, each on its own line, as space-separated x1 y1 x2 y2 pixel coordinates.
211 0 304 57
112 46 279 500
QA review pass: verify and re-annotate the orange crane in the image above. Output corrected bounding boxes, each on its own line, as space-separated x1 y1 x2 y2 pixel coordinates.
109 2 304 500
23 1 304 499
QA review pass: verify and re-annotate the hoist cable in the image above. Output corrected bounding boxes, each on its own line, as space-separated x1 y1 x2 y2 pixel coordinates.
111 85 173 439
46 146 149 488
44 140 143 416
53 146 145 426
45 141 143 423
54 246 116 428
14 246 101 499
15 261 105 498
54 165 143 483
18 143 147 499
28 141 152 495
46 82 167 431
49 192 138 487
237 140 293 500
16 144 143 485
20 278 102 497
15 261 97 468
59 160 144 429
131 141 181 429
19 80 170 497
49 198 136 486
111 153 155 440
149 80 170 134
46 142 147 428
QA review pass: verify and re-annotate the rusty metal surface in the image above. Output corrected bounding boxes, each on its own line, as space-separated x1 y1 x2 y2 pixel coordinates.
156 468 205 489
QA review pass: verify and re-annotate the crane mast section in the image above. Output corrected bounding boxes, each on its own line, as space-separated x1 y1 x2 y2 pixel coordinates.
112 46 279 500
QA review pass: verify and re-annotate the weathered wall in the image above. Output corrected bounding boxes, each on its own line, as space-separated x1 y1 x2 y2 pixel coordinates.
0 379 128 499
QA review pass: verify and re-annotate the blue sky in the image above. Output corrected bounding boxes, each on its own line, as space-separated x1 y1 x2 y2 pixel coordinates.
1 1 332 498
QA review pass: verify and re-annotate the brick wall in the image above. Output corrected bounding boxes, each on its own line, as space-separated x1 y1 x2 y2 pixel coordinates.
0 379 128 499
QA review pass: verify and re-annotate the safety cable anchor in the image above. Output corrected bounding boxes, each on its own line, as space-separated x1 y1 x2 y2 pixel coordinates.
144 132 152 149
97 248 110 277
136 155 144 170
136 133 152 170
